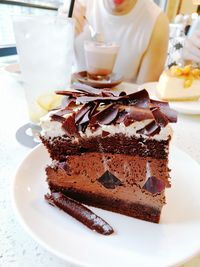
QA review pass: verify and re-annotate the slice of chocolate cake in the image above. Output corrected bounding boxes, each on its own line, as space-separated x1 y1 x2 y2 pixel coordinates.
40 84 177 223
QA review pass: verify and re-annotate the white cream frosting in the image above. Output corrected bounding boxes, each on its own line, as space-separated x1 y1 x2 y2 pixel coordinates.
40 111 172 141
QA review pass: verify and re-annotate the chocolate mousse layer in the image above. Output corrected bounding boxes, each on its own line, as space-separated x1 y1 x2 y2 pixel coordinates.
46 152 168 223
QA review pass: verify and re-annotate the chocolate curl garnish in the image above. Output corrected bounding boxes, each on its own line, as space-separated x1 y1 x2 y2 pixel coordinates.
72 83 124 97
76 89 150 107
51 114 66 123
71 83 103 96
115 110 127 124
62 113 78 137
75 102 97 132
45 192 114 235
90 102 99 117
123 89 150 108
56 90 85 98
75 103 94 124
101 91 114 97
64 97 76 109
125 106 154 121
136 121 161 136
77 95 117 104
151 99 177 123
119 91 127 96
91 104 119 125
52 107 73 117
151 108 168 127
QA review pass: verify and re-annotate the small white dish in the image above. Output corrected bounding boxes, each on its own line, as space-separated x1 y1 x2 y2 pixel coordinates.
140 82 200 115
12 144 200 267
4 63 22 82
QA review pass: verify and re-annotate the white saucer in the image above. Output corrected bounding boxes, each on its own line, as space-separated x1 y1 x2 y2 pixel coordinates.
4 63 22 82
12 144 200 267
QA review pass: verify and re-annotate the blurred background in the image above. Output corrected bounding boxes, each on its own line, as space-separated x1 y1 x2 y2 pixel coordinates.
0 0 200 66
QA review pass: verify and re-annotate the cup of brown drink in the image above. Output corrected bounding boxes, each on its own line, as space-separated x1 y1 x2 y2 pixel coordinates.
84 40 119 81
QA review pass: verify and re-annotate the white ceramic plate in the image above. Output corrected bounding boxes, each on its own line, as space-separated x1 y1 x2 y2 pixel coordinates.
12 144 200 267
140 82 200 115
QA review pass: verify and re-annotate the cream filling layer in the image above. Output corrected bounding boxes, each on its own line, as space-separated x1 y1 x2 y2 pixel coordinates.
40 111 172 141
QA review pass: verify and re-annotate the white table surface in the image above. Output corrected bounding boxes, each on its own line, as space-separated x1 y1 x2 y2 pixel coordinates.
1 68 200 267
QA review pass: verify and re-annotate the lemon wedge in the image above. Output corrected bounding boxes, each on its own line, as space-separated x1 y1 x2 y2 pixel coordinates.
37 93 63 111
29 105 47 123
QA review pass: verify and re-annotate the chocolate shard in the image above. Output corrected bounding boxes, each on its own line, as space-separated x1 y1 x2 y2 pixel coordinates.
76 89 150 107
75 103 94 124
64 97 76 109
115 110 127 124
90 102 99 117
71 83 102 96
62 113 78 137
78 111 90 126
52 107 73 117
143 176 165 194
102 130 110 137
151 108 169 127
50 114 66 124
97 171 123 189
150 99 177 123
136 121 161 136
77 122 88 133
45 192 114 235
56 90 84 98
122 89 150 108
91 104 119 125
123 115 134 127
77 96 116 104
101 91 114 97
72 83 125 98
125 106 154 121
119 91 127 96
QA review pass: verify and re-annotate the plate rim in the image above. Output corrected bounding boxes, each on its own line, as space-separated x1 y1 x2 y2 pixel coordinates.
11 144 200 267
11 144 89 267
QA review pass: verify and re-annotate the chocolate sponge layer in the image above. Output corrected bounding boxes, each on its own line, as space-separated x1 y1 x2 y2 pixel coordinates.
41 134 170 161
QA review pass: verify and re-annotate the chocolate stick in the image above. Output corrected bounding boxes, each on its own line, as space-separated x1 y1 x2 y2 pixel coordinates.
45 192 114 235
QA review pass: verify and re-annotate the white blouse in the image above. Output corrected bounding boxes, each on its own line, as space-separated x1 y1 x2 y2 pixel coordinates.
67 0 162 82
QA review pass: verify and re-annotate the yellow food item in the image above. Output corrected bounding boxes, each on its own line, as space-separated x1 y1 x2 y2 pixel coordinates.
37 93 63 111
156 68 200 101
28 93 63 123
182 65 191 75
170 65 200 88
29 105 47 124
184 79 193 88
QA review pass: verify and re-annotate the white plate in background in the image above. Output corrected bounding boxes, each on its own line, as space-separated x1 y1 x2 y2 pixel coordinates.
141 82 200 115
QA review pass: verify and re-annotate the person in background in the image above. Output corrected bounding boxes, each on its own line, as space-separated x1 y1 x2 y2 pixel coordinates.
59 0 169 84
182 17 200 64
